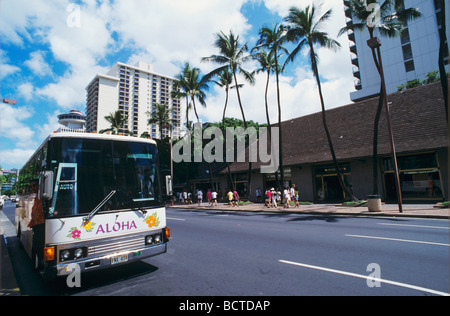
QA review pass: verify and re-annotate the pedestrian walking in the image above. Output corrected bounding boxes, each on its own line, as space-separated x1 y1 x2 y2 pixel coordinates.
197 190 203 206
270 188 277 208
207 189 212 206
283 187 291 208
265 188 272 208
211 189 218 206
227 189 234 207
233 190 240 207
256 188 262 203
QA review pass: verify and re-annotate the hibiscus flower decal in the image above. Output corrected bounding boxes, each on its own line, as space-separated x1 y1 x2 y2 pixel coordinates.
67 227 82 240
82 221 96 232
144 212 160 228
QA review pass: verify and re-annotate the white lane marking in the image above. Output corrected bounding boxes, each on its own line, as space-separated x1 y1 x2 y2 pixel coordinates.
166 217 186 221
279 260 449 296
346 234 450 247
377 223 449 230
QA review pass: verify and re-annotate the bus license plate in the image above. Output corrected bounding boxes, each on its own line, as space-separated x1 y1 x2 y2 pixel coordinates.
111 254 128 265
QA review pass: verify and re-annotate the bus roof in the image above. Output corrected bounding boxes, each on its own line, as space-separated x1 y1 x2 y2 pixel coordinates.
48 131 157 145
20 132 157 171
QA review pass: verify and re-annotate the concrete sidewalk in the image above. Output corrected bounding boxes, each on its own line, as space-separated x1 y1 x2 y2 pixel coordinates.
168 202 450 219
0 209 21 296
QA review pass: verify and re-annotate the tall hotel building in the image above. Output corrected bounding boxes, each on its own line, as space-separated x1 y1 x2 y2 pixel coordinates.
86 61 181 139
344 0 448 101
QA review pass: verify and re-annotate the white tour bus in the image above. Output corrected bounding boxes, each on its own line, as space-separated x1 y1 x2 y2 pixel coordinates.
16 131 170 280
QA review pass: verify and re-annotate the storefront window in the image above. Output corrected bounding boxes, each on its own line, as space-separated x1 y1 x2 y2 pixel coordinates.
383 153 444 200
314 164 351 201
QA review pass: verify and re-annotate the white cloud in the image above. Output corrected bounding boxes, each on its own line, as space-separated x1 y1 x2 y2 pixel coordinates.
0 148 36 170
17 83 35 100
1 0 354 128
24 50 53 77
0 49 21 80
0 103 36 148
35 110 61 140
197 0 355 125
109 0 251 76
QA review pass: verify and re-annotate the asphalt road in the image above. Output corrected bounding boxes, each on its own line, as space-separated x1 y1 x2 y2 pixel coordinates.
2 203 449 296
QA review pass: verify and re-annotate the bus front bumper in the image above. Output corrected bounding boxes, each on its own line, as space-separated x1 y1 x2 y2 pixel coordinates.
54 243 167 277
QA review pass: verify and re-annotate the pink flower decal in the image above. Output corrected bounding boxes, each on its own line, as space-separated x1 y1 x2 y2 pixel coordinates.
67 227 82 240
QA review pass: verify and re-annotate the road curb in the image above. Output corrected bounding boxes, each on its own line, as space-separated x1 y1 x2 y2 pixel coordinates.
1 234 20 296
167 203 450 220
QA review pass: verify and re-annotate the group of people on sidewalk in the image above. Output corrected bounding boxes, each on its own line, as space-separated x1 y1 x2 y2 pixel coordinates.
176 189 239 207
175 184 300 209
263 184 299 209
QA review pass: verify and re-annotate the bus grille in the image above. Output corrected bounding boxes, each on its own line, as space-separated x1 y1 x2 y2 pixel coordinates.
87 234 145 257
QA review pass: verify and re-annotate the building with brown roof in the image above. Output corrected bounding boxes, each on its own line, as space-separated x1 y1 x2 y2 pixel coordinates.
220 82 448 203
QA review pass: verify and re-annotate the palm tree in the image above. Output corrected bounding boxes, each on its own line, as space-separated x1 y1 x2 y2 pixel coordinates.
285 4 358 202
173 62 208 128
202 30 256 198
202 31 255 128
210 67 243 190
338 0 421 196
172 66 191 131
253 24 289 187
100 110 132 135
148 103 173 139
253 49 276 131
211 67 243 131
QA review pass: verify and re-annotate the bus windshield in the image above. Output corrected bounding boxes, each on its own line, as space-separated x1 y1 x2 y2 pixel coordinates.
48 138 161 218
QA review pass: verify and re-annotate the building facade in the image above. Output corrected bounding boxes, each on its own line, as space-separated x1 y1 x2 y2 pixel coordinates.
220 82 448 203
86 61 181 139
344 0 448 101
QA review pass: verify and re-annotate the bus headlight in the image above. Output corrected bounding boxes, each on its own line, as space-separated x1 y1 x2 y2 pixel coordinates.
59 247 87 262
145 233 164 246
74 248 83 259
61 250 71 260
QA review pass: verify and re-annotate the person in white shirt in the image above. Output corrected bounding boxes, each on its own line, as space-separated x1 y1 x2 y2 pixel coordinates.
283 187 291 208
211 190 218 206
197 190 203 206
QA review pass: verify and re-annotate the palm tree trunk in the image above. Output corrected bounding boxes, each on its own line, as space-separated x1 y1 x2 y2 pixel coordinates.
372 86 383 195
185 96 190 131
264 70 281 190
191 96 199 122
274 54 284 188
310 45 358 202
232 71 252 200
221 87 233 191
222 88 229 131
438 0 448 123
367 30 384 196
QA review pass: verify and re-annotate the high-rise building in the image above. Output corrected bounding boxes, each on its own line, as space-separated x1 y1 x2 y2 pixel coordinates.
343 0 448 101
86 61 181 139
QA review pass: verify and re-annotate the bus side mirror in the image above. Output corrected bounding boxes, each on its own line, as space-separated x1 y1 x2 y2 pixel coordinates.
39 171 54 200
165 175 172 196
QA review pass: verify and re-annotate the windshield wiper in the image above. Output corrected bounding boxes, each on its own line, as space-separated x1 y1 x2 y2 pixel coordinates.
83 190 116 223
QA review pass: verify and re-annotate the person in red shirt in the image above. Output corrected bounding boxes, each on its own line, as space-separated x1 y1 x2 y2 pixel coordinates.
28 179 45 270
265 189 272 208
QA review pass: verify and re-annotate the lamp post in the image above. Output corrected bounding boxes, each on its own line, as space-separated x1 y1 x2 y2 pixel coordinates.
162 123 174 206
1 98 17 105
367 37 403 213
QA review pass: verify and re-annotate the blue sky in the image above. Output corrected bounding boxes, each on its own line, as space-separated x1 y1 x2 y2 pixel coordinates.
0 0 355 171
